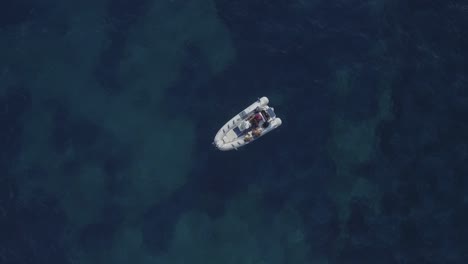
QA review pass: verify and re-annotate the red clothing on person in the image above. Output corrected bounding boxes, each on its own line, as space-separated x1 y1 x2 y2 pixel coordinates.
254 113 263 121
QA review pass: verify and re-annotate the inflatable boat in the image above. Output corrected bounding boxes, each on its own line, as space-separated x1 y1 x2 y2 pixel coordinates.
213 97 282 151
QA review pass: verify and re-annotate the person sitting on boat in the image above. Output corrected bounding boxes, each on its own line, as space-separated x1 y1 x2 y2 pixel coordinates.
254 112 263 121
248 112 264 127
252 127 262 137
244 133 253 142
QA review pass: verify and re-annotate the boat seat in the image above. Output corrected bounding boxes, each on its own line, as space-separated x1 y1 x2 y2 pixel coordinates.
233 127 243 137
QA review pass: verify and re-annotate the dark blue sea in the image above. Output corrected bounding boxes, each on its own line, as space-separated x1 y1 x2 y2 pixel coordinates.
1 0 468 263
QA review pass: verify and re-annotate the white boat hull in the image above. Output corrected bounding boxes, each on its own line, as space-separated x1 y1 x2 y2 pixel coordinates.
213 97 282 151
